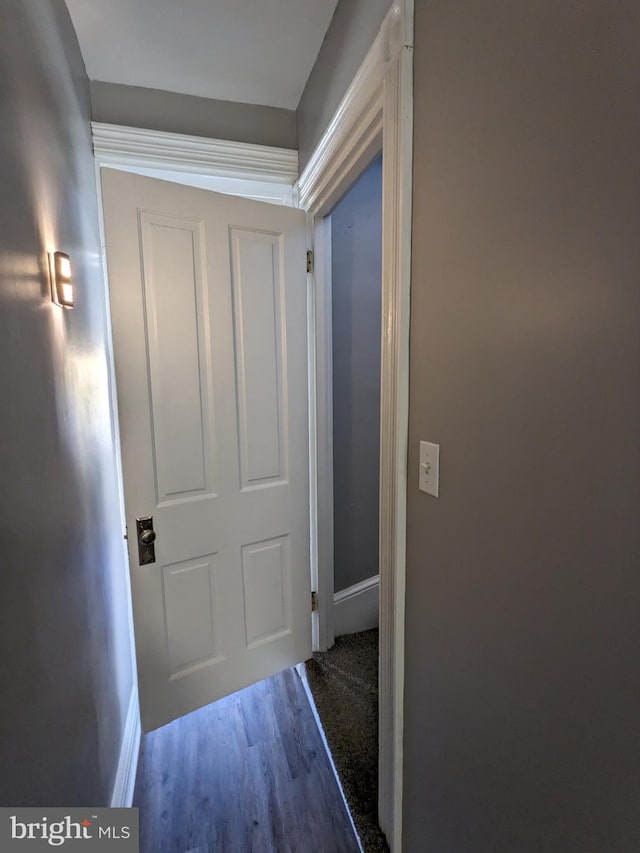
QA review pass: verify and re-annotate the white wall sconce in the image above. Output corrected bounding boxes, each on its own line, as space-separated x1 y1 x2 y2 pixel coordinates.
49 251 74 308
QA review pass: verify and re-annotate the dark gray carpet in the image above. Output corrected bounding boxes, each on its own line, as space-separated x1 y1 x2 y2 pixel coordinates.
305 629 389 853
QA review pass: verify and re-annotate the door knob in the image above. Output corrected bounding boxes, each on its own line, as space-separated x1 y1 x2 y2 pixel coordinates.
139 528 156 546
136 516 156 565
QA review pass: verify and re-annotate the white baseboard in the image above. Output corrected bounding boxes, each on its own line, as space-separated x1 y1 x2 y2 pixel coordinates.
333 575 380 637
110 685 141 807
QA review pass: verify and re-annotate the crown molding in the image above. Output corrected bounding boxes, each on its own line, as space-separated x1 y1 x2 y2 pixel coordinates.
297 0 411 212
92 122 298 185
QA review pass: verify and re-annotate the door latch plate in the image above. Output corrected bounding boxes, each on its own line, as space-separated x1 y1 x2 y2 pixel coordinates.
136 516 156 565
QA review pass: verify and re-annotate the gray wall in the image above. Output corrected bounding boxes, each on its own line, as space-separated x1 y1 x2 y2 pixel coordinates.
91 81 297 150
0 0 133 806
296 0 391 170
94 0 393 162
331 155 382 593
403 1 640 850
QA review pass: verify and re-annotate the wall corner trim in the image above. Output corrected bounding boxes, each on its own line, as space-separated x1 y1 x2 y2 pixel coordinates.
91 122 299 185
110 685 141 808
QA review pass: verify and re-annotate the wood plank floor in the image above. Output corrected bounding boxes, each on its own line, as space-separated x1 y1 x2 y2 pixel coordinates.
133 668 360 853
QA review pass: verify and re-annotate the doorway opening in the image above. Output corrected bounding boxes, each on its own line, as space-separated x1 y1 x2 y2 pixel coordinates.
331 153 383 635
100 164 365 849
97 5 412 848
305 153 386 851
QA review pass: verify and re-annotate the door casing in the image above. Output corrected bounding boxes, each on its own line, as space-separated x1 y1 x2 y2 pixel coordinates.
297 3 413 849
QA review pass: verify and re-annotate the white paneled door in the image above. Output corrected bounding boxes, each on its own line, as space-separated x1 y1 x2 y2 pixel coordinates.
101 169 311 731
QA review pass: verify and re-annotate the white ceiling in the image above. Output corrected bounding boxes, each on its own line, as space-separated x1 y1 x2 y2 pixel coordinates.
65 0 339 110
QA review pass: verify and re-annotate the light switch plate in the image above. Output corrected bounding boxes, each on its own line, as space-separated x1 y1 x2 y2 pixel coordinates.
419 441 440 497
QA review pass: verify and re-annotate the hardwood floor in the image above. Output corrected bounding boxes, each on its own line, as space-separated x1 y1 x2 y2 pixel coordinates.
133 668 360 853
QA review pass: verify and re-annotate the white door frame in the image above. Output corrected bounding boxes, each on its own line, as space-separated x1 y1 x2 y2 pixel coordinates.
297 2 413 849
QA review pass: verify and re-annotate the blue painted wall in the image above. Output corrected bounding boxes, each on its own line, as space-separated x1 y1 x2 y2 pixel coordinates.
331 155 382 593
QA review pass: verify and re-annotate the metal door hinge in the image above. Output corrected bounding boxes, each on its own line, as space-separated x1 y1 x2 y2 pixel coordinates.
311 591 318 612
306 250 314 273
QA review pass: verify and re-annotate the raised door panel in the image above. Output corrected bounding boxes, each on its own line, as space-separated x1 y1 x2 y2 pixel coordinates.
139 212 216 504
242 535 291 649
163 555 222 677
230 227 287 490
